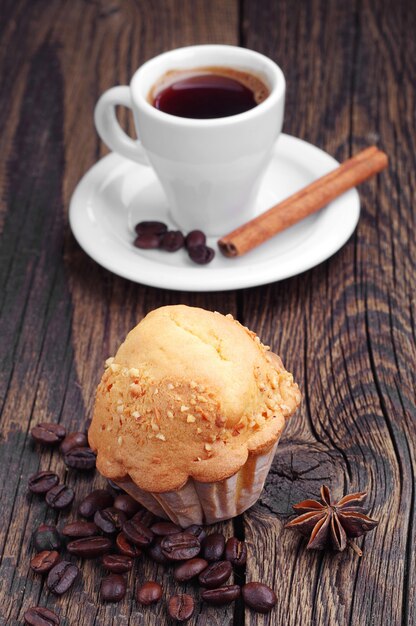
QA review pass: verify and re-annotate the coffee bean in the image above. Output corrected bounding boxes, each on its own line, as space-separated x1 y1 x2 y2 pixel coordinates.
201 585 241 606
30 550 60 574
45 484 74 509
31 423 66 445
134 232 161 249
61 521 98 538
185 230 206 249
100 574 127 602
63 446 96 470
107 479 124 493
202 533 225 561
188 244 215 265
132 509 154 527
174 558 208 582
67 536 112 558
123 517 154 547
102 554 133 573
225 537 247 566
113 494 142 518
136 581 163 605
167 594 194 622
94 507 127 534
24 606 60 626
242 582 277 613
116 532 142 558
47 561 79 595
185 524 207 543
33 525 61 552
147 536 170 564
135 221 167 236
198 560 232 588
78 489 113 517
28 471 59 494
150 521 182 536
161 532 200 561
160 230 185 252
60 432 88 455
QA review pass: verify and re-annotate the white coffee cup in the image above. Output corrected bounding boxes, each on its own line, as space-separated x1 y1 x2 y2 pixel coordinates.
94 45 285 236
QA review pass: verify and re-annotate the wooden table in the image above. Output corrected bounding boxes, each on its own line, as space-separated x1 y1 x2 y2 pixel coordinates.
1 1 415 624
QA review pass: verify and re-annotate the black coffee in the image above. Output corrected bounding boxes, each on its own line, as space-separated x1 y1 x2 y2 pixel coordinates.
150 66 269 119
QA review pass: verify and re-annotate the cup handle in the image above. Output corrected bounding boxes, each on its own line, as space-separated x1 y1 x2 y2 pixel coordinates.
94 86 150 165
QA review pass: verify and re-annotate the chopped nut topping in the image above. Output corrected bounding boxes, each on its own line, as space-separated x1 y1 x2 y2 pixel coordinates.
234 419 245 432
180 405 189 412
186 415 196 423
117 436 123 445
132 411 141 418
129 367 140 377
155 433 166 441
151 422 160 432
190 381 197 389
196 428 202 434
167 383 174 390
190 399 196 405
154 388 159 395
116 404 124 413
105 357 115 367
204 443 212 451
167 410 174 419
110 363 120 373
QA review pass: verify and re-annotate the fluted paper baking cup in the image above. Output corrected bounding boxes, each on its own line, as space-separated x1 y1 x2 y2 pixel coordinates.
116 442 278 527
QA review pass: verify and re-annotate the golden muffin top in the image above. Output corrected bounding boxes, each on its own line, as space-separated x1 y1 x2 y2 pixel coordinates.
89 305 301 492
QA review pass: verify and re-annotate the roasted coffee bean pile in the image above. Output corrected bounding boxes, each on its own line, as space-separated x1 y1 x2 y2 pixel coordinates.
133 221 215 265
29 423 95 513
30 422 96 471
24 421 276 624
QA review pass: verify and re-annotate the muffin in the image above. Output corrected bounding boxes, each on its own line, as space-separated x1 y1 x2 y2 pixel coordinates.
89 305 301 526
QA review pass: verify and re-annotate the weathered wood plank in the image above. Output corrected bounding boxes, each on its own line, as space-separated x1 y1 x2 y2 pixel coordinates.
0 1 240 624
1 0 415 624
241 0 416 625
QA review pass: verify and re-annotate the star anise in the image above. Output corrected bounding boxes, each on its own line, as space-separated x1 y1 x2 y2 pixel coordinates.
285 485 378 555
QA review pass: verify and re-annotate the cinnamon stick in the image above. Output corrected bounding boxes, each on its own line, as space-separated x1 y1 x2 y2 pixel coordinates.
218 146 388 257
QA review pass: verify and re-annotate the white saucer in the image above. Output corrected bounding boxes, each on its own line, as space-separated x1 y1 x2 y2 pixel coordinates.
69 134 360 292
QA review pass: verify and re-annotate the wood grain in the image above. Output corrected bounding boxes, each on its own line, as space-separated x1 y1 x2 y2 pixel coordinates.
0 0 415 625
240 0 416 625
0 1 239 624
